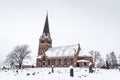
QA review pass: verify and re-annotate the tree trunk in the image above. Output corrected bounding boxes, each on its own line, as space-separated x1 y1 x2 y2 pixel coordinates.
19 63 22 69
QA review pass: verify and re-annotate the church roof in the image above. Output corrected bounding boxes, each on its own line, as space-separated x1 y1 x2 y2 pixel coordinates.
45 44 79 58
77 60 89 62
43 14 50 36
78 50 92 57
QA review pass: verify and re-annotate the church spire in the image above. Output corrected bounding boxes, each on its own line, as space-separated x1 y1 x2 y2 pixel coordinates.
43 13 50 36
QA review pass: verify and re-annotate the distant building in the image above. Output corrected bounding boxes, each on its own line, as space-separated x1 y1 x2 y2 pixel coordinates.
10 60 34 69
36 14 93 67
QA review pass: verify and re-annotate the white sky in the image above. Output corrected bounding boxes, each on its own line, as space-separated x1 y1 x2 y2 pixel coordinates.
0 0 120 64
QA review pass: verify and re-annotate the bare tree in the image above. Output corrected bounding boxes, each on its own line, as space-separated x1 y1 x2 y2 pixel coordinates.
106 54 111 63
106 60 110 69
106 54 111 68
96 57 105 68
89 50 101 67
6 45 31 69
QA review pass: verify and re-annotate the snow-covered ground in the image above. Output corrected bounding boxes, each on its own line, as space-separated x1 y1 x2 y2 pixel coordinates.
0 67 120 80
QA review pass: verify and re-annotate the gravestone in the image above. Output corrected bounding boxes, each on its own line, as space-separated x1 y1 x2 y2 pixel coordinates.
51 65 54 73
70 65 74 77
89 63 94 73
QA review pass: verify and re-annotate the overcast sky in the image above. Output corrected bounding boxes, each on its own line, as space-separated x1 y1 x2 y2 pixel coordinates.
0 0 120 65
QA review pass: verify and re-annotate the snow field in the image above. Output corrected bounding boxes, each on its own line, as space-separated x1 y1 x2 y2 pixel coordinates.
0 68 120 80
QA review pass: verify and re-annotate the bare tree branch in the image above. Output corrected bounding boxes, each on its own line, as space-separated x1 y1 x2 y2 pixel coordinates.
6 44 31 69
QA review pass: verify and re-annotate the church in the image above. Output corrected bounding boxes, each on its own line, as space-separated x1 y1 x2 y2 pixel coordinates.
36 14 93 67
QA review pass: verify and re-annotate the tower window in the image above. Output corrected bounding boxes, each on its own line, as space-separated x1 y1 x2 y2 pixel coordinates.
41 40 44 43
39 59 41 62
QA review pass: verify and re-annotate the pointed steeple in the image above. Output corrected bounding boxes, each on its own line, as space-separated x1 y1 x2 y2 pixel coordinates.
43 13 50 36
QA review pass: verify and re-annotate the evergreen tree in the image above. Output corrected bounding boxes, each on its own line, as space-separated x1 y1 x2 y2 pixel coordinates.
106 60 110 69
106 54 111 68
110 52 117 68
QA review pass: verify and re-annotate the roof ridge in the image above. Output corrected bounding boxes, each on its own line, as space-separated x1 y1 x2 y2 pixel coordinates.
50 44 79 49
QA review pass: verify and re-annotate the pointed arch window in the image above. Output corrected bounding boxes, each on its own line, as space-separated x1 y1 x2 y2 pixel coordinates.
70 58 74 64
58 59 61 65
48 60 50 65
64 59 67 65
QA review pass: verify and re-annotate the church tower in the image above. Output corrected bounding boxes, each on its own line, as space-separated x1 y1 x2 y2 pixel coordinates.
36 14 52 67
38 14 52 56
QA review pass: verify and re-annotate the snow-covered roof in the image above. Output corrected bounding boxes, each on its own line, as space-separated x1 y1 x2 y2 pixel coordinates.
78 50 92 57
14 60 34 66
37 56 42 59
89 62 92 66
37 54 44 59
22 60 33 66
45 44 79 58
77 60 89 62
